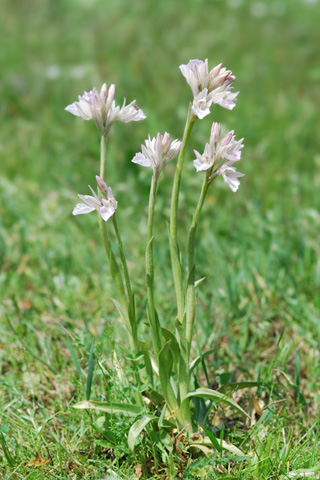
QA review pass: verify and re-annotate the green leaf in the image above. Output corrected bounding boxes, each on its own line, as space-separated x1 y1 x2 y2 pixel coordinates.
86 340 95 400
201 424 222 452
140 341 154 386
128 415 157 451
191 436 245 456
195 276 206 288
73 400 144 417
161 328 180 371
181 388 249 418
189 443 211 455
159 341 173 384
65 338 86 394
220 440 245 456
144 388 164 407
0 432 15 467
250 405 276 433
158 404 167 428
159 341 178 411
279 466 320 479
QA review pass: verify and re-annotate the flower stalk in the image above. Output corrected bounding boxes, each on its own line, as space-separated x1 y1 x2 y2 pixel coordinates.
100 134 107 181
169 104 196 322
146 174 162 356
99 134 138 353
177 172 210 433
186 171 210 354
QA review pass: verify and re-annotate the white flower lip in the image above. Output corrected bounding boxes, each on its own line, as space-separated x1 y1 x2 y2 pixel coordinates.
180 59 238 119
217 162 245 192
132 132 182 177
193 122 244 192
72 177 117 222
65 83 146 135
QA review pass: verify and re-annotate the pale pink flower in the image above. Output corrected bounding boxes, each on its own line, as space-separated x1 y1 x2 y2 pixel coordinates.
132 132 182 178
180 60 238 118
216 162 244 192
193 122 244 172
193 122 244 192
65 83 146 135
73 176 117 222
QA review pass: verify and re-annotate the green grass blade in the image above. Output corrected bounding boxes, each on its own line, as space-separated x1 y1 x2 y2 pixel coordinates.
158 340 179 412
201 424 222 452
65 338 86 395
0 432 15 467
86 339 95 401
6 315 57 374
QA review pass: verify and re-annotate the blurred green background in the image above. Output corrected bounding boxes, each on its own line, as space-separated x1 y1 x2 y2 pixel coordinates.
1 0 320 369
1 0 319 310
1 0 320 360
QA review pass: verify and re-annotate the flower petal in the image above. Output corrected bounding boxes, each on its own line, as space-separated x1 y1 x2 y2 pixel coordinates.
78 194 100 210
222 175 241 192
132 152 152 168
117 101 146 123
99 205 116 222
192 90 212 119
72 203 96 215
193 150 213 172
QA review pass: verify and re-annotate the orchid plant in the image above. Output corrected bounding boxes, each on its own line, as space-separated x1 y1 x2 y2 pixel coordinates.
66 60 246 453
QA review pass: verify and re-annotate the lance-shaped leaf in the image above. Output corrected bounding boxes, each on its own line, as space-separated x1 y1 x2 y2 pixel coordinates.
140 341 154 386
190 436 246 456
128 414 158 451
167 223 185 323
195 276 206 288
159 341 179 412
161 328 180 372
73 400 144 417
180 387 249 418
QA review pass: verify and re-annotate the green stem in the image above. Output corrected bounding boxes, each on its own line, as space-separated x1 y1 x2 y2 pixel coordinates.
186 173 210 354
99 133 126 306
146 174 162 356
99 133 142 399
99 135 126 306
112 214 138 353
100 134 107 181
112 215 133 300
176 173 210 433
98 216 127 307
169 105 196 322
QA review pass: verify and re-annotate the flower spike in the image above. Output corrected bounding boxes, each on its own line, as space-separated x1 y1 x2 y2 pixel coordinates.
180 59 238 119
132 132 182 178
193 122 244 192
65 83 146 135
73 176 117 222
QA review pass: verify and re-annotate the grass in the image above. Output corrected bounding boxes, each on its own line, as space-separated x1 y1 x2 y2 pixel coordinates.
1 0 320 478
